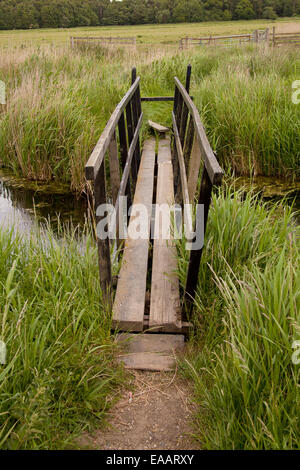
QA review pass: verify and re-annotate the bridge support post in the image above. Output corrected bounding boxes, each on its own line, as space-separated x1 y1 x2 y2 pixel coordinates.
183 166 213 319
94 163 112 306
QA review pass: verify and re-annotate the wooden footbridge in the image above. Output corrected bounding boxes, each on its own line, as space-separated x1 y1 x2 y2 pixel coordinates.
85 66 223 371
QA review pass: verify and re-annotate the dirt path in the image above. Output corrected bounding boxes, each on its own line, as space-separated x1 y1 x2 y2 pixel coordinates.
80 370 199 450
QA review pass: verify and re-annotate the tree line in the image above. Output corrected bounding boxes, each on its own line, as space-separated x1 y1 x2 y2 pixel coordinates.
0 0 299 30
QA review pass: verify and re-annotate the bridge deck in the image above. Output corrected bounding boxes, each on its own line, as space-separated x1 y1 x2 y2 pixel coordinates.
112 137 183 335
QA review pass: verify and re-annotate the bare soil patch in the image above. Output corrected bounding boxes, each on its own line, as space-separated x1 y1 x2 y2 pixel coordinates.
80 370 199 450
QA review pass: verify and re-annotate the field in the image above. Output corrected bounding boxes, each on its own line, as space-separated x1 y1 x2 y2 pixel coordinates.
0 17 299 45
0 18 300 450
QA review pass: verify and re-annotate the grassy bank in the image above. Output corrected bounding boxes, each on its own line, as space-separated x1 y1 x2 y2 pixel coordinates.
0 42 299 193
0 223 123 449
0 189 299 449
179 186 300 449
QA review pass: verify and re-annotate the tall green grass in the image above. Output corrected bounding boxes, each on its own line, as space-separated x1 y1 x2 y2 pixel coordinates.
0 44 299 193
179 186 300 449
0 223 124 449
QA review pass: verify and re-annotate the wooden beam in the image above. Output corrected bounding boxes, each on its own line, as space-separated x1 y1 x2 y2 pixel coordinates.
148 120 169 133
141 96 174 102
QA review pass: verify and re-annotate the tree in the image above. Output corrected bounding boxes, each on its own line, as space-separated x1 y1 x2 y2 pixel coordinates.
234 0 256 19
262 6 277 18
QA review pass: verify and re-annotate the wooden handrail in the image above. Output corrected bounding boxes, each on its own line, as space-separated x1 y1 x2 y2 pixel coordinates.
174 77 223 185
85 70 142 301
172 68 224 317
85 77 140 180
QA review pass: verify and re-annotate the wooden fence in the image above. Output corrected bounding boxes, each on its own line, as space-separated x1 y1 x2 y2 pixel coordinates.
71 36 136 48
180 28 300 49
179 29 269 49
271 27 300 47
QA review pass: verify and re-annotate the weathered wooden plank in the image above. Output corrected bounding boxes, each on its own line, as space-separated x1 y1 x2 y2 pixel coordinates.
141 97 174 102
117 333 185 371
149 139 182 333
148 120 169 133
112 139 156 332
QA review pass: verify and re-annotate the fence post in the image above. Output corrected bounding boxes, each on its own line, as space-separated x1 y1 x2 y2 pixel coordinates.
273 26 276 47
265 28 269 43
185 64 192 94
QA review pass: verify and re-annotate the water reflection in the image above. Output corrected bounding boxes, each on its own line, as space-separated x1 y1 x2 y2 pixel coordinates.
0 170 88 233
1 171 299 236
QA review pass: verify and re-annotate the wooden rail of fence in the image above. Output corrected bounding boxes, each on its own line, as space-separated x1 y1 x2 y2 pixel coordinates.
179 29 270 49
71 36 136 47
85 68 142 301
271 27 300 47
172 65 224 315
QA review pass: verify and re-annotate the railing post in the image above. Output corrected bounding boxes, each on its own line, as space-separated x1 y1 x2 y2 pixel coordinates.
118 112 132 211
184 166 213 318
173 85 182 200
131 67 141 172
185 64 192 94
125 101 137 185
94 163 112 305
108 131 120 206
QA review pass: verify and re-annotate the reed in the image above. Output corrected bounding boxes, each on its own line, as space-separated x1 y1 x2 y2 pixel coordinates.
0 44 299 193
0 222 124 449
178 185 300 449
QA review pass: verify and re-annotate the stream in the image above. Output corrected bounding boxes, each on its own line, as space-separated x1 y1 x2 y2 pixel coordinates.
0 169 88 234
0 171 299 235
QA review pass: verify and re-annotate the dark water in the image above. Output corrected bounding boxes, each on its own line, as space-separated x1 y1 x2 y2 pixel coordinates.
234 176 300 224
0 171 299 235
0 169 88 233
